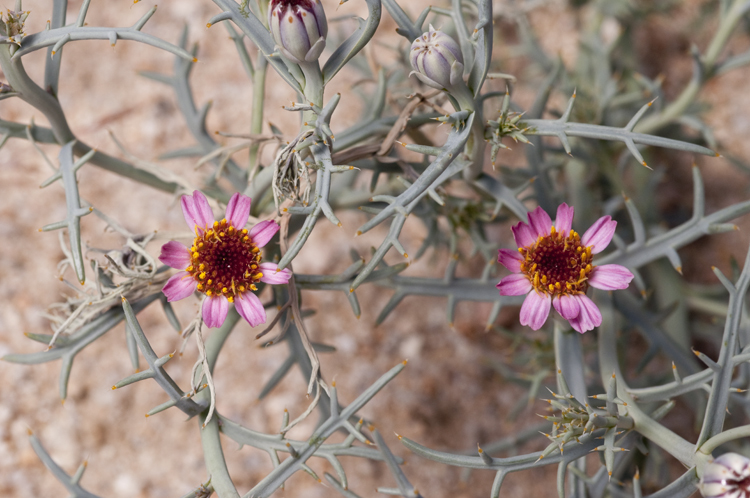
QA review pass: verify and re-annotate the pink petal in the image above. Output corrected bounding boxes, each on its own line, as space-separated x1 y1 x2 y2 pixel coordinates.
202 295 229 328
248 220 280 248
497 248 523 273
159 241 191 270
588 265 634 290
581 216 617 254
555 203 575 235
225 192 252 229
162 272 197 302
511 221 536 248
553 294 580 320
527 206 552 237
496 274 532 296
235 292 266 327
181 190 215 233
519 291 551 330
258 262 292 285
568 294 602 334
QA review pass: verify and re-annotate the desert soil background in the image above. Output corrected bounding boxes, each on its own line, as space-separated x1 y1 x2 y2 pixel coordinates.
1 0 750 496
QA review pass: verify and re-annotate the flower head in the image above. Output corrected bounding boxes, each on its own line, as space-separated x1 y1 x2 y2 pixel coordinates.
160 191 292 328
700 452 750 498
408 26 475 111
496 204 633 333
269 0 327 64
409 26 463 91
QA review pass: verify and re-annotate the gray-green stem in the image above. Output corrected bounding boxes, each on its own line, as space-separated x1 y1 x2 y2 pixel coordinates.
0 45 178 192
248 52 268 176
463 109 486 180
299 61 325 132
635 0 749 134
194 310 242 498
597 293 708 472
447 81 485 180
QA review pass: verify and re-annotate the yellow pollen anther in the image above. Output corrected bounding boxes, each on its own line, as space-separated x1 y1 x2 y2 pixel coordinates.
207 279 212 285
228 226 234 232
213 221 219 228
243 236 249 242
518 247 524 253
199 264 205 271
199 272 206 279
580 269 586 278
227 296 234 303
250 284 258 291
256 272 264 279
541 275 548 284
550 226 556 234
239 285 245 291
548 284 554 291
197 283 203 290
532 263 538 272
219 232 225 237
187 266 193 272
577 247 582 252
222 287 228 293
242 228 248 234
221 218 227 224
206 290 212 296
534 273 539 286
586 264 592 272
555 282 561 289
198 242 204 248
566 283 572 290
252 247 260 253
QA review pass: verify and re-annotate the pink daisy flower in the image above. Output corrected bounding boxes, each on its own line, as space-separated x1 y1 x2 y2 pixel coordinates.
159 191 292 328
497 204 634 333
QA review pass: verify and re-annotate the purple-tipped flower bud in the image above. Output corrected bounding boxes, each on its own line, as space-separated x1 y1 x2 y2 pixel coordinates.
269 0 328 64
409 26 464 91
700 453 750 498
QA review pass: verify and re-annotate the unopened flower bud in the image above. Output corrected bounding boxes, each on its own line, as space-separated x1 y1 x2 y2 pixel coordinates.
409 26 464 91
700 452 750 498
269 0 327 64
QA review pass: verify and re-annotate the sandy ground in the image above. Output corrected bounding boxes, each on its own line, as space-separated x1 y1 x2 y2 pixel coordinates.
1 0 749 497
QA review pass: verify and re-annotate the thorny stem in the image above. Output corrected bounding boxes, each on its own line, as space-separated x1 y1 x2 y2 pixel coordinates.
635 0 750 134
13 0 750 495
0 46 178 192
597 293 709 471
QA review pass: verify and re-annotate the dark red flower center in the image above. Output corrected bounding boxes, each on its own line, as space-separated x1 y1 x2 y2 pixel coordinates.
185 219 263 302
734 475 750 494
520 227 594 296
